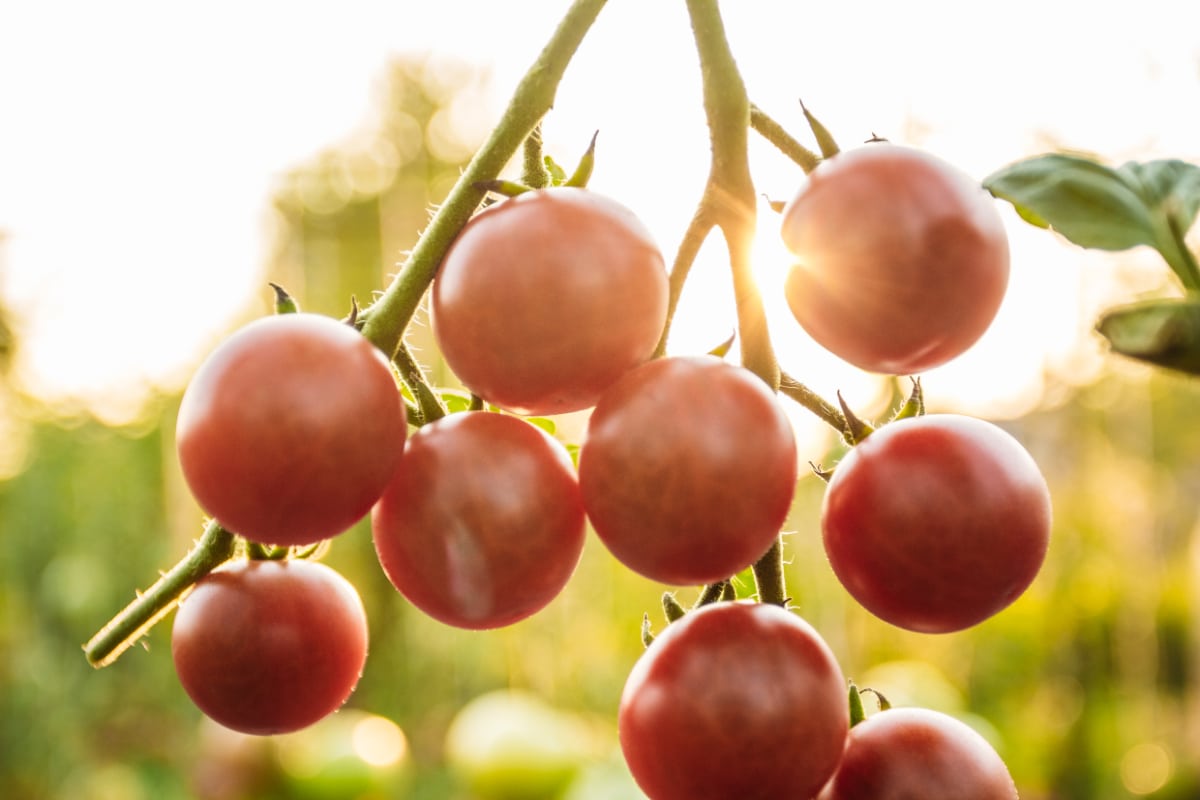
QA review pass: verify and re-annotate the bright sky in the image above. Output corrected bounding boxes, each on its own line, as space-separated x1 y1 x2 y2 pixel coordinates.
1 1 1198 444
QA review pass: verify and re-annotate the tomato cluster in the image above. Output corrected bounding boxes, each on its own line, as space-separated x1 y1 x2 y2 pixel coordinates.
162 154 1048 797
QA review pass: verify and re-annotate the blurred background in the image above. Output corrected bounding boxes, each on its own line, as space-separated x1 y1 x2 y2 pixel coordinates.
2 2 1200 798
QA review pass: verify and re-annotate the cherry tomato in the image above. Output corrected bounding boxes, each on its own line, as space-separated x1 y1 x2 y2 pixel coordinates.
176 313 407 547
171 558 369 736
372 411 586 629
619 602 848 800
780 144 1010 375
821 414 1051 633
818 707 1018 800
578 356 797 586
431 187 668 416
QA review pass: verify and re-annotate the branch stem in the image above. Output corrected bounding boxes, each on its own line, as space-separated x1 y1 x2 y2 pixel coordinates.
84 520 236 668
357 0 610 358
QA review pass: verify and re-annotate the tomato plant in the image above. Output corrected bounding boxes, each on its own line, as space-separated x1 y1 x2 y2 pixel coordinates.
821 414 1052 633
619 602 849 800
372 411 586 629
431 187 668 416
170 558 368 736
780 144 1010 375
577 355 797 586
176 313 407 547
818 706 1018 800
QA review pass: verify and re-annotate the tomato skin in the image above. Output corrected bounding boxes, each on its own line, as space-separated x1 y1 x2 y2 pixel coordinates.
780 144 1009 375
818 707 1018 800
372 411 586 629
577 356 797 586
821 414 1051 633
431 187 668 416
171 559 369 736
619 602 849 800
176 313 407 547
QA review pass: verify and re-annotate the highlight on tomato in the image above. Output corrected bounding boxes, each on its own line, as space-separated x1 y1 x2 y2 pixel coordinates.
619 602 849 800
171 558 369 736
821 413 1052 633
780 143 1010 376
577 355 798 586
431 187 668 416
372 410 586 629
176 313 407 547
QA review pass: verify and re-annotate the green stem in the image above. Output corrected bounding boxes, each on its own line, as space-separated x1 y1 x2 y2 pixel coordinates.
653 205 714 358
357 0 610 359
750 536 786 607
1159 215 1200 292
684 0 778 390
522 122 550 189
393 340 448 425
779 370 849 435
83 519 236 668
749 103 820 174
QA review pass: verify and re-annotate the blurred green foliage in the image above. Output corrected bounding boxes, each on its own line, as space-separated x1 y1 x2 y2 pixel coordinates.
4 54 1200 800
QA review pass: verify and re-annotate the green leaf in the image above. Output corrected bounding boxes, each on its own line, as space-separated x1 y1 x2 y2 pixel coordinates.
1096 298 1200 375
986 154 1200 290
439 390 476 413
983 153 1158 251
1117 159 1200 242
526 416 557 436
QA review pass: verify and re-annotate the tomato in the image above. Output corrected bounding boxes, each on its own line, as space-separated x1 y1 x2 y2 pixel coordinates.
372 411 586 629
171 558 369 736
780 144 1010 375
821 414 1051 633
818 707 1018 800
578 356 797 586
619 602 848 800
431 187 668 416
176 313 407 547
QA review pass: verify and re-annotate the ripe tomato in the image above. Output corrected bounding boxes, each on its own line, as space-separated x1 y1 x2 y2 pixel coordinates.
818 707 1018 799
578 356 797 586
821 414 1051 633
780 144 1010 375
619 602 848 800
176 313 407 547
171 558 368 736
372 411 586 629
431 187 668 416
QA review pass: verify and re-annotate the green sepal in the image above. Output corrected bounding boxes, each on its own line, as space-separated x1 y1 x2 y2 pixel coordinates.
544 155 568 186
708 330 737 359
838 392 875 444
800 99 839 159
269 283 300 314
888 377 924 422
474 179 533 198
661 592 686 623
565 130 599 188
848 682 866 728
1096 297 1200 375
640 613 655 648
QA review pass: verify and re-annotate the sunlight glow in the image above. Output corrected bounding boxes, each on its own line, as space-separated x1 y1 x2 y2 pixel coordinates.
1 1 1198 426
352 714 409 768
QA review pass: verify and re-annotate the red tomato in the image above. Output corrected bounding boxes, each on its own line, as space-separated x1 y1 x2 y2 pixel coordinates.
176 313 407 547
619 602 849 800
821 414 1051 633
818 707 1018 800
171 559 368 736
578 356 797 586
431 187 668 416
372 411 586 629
780 144 1010 375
